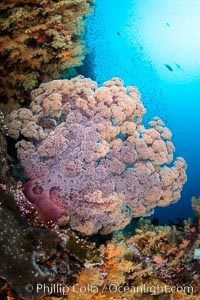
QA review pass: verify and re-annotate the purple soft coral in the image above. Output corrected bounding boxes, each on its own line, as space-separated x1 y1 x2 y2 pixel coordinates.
7 76 187 235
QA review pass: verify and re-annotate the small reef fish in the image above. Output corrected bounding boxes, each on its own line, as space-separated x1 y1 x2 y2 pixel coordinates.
166 22 170 27
175 63 182 70
164 64 173 72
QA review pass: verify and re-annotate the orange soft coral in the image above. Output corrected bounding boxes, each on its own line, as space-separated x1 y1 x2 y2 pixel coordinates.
0 0 94 104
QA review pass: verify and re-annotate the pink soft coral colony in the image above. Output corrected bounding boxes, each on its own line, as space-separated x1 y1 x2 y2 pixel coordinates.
6 76 187 234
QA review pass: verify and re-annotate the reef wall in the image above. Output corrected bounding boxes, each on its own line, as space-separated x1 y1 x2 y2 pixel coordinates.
0 0 94 105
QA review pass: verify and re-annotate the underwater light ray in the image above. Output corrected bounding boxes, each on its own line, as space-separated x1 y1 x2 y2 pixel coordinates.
126 0 200 82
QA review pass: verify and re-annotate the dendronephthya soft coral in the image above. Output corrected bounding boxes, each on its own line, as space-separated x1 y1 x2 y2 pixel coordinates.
6 76 187 235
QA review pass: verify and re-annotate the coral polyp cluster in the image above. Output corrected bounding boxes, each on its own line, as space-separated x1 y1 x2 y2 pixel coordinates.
6 76 187 235
0 0 94 104
64 209 200 300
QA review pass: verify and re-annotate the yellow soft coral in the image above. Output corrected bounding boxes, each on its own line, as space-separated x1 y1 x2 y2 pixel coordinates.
0 0 94 104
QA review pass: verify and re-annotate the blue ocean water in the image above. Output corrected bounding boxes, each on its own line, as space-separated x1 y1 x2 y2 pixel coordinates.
80 0 200 223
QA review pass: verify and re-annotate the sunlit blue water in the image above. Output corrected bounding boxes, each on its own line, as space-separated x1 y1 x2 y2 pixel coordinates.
80 0 200 223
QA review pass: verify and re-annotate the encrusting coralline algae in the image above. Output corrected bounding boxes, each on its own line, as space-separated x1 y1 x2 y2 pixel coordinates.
6 76 187 235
